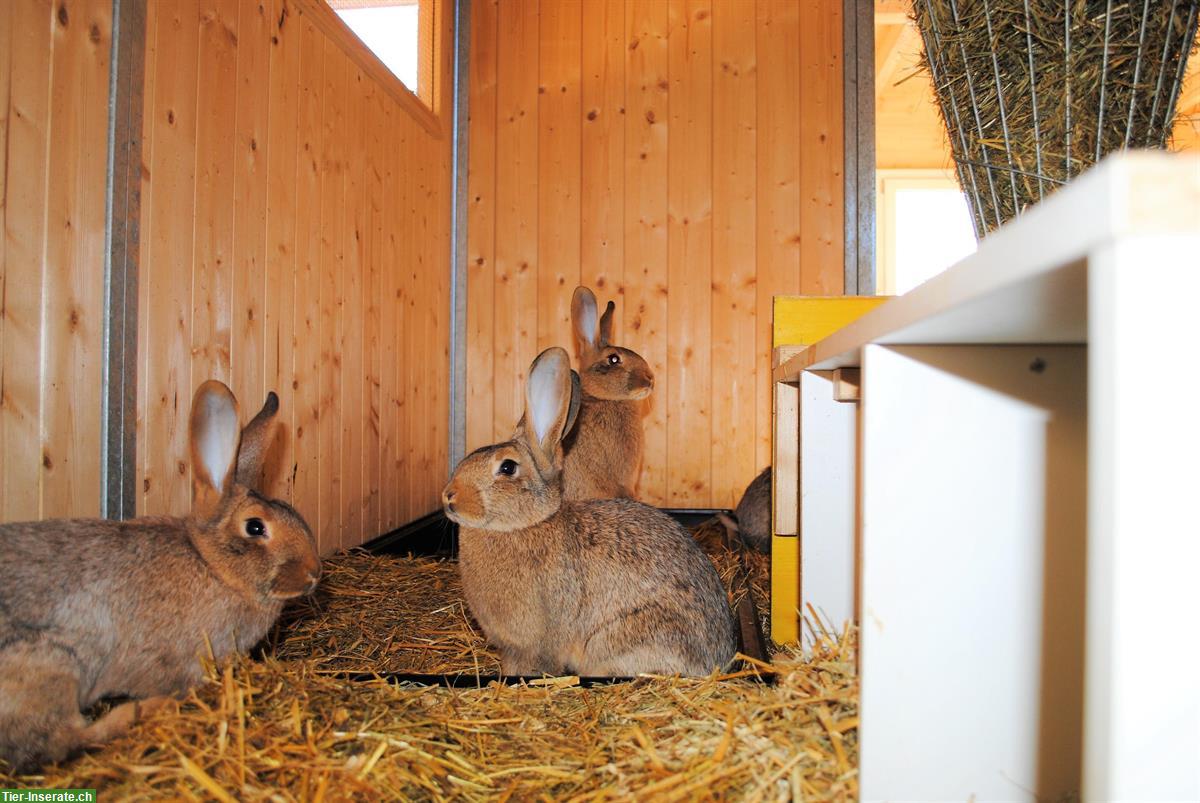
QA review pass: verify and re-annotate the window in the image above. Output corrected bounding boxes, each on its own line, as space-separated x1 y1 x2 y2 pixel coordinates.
327 0 430 104
876 170 978 296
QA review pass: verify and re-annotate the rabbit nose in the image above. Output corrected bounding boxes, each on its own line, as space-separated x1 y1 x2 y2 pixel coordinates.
304 572 320 594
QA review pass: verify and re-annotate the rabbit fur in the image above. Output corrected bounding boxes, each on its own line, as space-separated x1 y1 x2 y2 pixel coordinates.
717 467 772 553
0 381 320 771
443 347 735 678
562 287 654 500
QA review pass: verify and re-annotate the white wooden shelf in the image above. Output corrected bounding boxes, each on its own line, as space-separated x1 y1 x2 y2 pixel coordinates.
772 151 1200 802
776 151 1199 378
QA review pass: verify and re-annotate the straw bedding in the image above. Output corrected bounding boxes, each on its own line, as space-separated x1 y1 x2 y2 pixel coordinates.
1 522 857 800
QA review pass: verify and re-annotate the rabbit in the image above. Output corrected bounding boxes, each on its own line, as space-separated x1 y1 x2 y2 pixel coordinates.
0 380 320 772
442 347 736 678
562 286 655 500
717 467 772 553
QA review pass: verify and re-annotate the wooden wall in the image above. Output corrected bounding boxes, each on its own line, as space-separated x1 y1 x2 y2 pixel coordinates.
134 0 453 554
0 0 113 523
466 0 846 509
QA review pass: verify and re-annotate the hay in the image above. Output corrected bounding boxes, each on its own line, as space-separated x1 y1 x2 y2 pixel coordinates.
913 0 1200 236
3 634 857 800
271 552 501 676
3 522 853 799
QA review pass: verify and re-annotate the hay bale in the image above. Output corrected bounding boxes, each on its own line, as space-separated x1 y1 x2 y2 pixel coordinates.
913 0 1200 236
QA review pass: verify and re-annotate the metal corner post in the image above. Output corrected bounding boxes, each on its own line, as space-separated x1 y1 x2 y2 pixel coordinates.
448 0 471 475
844 0 876 296
101 0 146 519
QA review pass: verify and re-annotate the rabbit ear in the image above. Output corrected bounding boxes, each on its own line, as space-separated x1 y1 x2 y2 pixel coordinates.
563 369 583 437
571 286 599 352
235 391 279 490
189 380 242 518
598 300 615 347
523 347 573 469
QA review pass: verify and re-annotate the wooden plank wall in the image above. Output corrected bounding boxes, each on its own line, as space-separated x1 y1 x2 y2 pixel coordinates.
466 0 846 508
136 0 453 554
0 0 112 523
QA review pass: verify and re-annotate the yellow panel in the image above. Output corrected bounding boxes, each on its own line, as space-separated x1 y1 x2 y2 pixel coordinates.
770 533 800 644
772 295 891 347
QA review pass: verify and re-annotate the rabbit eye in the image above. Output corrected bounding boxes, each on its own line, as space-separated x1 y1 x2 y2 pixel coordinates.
607 353 621 365
497 459 518 477
244 518 267 538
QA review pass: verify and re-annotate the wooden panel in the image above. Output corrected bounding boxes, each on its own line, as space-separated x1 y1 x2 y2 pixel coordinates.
773 296 892 347
798 0 843 294
362 83 384 535
0 0 115 523
666 0 712 506
874 20 953 171
141 0 201 516
340 66 366 547
465 0 497 453
263 0 300 501
492 0 539 438
710 0 757 509
463 0 848 508
130 0 454 553
232 0 271 414
623 0 670 505
536 0 581 354
2 0 54 522
379 98 399 530
192 0 238 388
754 0 801 475
0 2 10 519
291 14 325 535
580 0 625 314
317 40 346 553
42 0 111 517
399 122 416 525
133 0 158 519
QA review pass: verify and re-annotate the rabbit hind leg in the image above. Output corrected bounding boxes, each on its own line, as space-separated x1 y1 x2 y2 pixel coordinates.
580 605 707 677
0 642 91 772
78 695 174 748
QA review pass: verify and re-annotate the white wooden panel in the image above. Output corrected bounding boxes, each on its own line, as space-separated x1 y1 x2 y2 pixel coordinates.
859 344 1087 802
1085 233 1200 803
799 369 856 644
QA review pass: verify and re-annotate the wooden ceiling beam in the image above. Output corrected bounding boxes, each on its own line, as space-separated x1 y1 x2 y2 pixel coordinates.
876 0 911 26
875 23 922 102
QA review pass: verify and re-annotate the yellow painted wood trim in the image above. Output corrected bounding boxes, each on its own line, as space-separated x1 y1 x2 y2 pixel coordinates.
770 534 800 644
772 296 891 347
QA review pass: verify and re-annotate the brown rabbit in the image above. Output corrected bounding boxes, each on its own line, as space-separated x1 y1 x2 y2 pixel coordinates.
718 467 772 553
563 286 654 500
0 381 320 772
443 347 735 677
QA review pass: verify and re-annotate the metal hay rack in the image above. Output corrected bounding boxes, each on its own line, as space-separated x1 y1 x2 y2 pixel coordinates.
914 0 1200 239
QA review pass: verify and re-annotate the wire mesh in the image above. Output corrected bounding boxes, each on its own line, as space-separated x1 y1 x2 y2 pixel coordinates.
913 0 1200 239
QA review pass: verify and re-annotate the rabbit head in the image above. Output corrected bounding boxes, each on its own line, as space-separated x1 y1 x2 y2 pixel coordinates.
570 287 654 402
442 348 580 532
187 380 320 602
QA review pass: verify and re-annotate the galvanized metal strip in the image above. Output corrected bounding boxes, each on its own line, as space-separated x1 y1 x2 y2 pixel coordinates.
448 0 470 474
102 0 146 520
843 0 876 296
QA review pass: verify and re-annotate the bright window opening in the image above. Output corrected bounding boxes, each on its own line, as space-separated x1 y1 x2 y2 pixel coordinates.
328 1 421 95
877 170 977 295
